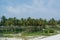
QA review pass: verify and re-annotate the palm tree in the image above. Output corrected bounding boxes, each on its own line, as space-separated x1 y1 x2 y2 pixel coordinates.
48 18 57 26
58 20 60 25
1 16 7 26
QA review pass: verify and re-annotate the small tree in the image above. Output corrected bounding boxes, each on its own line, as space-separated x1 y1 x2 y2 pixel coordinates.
48 18 57 26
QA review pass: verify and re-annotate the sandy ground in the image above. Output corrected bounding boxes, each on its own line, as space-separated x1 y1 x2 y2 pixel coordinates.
41 34 60 40
0 37 22 40
0 34 60 40
31 34 60 40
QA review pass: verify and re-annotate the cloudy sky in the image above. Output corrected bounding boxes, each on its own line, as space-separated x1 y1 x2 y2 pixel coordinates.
0 0 60 19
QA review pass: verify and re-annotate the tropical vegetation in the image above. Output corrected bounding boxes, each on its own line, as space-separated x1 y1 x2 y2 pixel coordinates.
0 16 60 36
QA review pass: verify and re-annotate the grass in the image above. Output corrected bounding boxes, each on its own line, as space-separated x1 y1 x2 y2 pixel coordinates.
21 27 60 36
21 31 58 36
0 26 60 37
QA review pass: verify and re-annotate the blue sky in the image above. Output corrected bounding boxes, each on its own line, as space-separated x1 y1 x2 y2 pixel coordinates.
0 0 60 19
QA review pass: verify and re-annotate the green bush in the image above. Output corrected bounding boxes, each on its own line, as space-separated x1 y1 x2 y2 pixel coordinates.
43 28 55 33
49 29 54 33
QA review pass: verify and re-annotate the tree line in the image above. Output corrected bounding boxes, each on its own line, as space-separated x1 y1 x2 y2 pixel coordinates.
0 16 60 26
0 16 60 34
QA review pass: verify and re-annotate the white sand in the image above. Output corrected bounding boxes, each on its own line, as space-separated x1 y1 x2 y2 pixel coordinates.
29 34 60 40
30 34 60 40
0 34 60 40
41 34 60 40
0 37 22 40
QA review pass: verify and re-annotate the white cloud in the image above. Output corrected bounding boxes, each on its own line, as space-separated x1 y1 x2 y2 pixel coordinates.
6 0 60 19
6 6 20 13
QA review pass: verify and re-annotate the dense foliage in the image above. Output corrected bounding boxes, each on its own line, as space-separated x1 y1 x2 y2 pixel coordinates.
0 16 60 26
0 16 60 34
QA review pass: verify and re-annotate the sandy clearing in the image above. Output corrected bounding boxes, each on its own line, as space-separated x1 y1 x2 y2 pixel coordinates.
0 34 60 40
29 34 60 40
41 34 60 40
